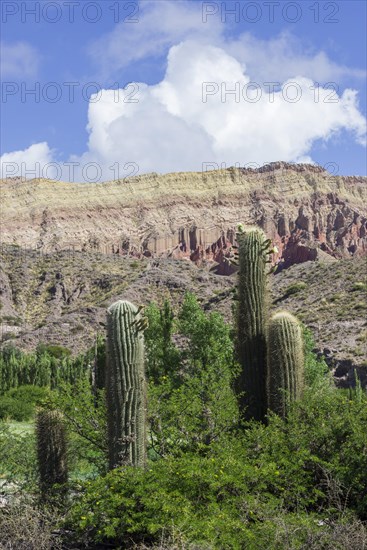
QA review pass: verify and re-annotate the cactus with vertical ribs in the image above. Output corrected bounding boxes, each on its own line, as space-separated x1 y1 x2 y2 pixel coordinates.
36 409 68 498
236 226 270 422
106 300 147 469
267 311 304 417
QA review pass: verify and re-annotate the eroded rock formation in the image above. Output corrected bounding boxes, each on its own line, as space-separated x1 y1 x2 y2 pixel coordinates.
1 162 366 271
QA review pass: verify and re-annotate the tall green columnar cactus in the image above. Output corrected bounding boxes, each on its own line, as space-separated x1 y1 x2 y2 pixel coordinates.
236 226 270 421
36 409 68 498
267 311 304 418
106 300 147 469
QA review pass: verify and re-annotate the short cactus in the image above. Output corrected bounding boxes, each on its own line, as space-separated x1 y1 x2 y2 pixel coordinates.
267 311 304 417
236 226 270 421
106 300 147 469
36 409 68 498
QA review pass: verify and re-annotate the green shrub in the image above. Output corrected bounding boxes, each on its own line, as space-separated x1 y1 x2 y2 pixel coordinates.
148 293 239 456
36 344 72 359
329 292 343 302
351 282 367 291
47 378 108 475
0 423 37 492
0 396 34 421
67 385 367 547
303 327 329 387
283 282 307 297
7 385 50 406
0 386 50 421
145 300 180 384
1 315 22 326
66 452 293 548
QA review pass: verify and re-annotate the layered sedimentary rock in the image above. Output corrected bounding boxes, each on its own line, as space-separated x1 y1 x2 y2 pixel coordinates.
1 162 366 269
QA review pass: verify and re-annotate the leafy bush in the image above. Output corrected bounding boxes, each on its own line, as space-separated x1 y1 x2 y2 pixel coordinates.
7 385 50 406
66 453 289 548
36 343 72 359
0 423 37 492
0 396 34 421
145 300 180 384
67 386 367 547
303 327 329 386
284 282 308 297
147 294 239 456
0 386 50 421
46 378 108 475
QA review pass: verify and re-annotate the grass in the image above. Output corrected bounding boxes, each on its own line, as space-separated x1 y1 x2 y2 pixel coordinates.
351 282 367 291
5 420 34 436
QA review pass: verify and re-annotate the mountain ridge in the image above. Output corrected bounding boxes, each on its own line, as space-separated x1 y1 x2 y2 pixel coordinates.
1 162 367 270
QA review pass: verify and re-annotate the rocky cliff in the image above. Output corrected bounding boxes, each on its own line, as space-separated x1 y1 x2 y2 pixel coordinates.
1 162 366 270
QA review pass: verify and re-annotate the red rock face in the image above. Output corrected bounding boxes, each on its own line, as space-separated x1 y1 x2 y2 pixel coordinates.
153 193 367 273
1 163 366 271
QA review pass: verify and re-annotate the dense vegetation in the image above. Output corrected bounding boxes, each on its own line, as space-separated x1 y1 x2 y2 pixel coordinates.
0 344 91 422
0 228 366 548
0 293 366 548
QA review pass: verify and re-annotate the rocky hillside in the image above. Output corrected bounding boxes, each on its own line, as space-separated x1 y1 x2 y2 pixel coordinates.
0 162 366 386
1 162 366 272
0 244 366 388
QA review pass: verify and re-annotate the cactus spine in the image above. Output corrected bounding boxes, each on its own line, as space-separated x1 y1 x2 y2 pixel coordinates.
36 409 68 498
106 300 146 469
236 226 270 421
267 311 304 417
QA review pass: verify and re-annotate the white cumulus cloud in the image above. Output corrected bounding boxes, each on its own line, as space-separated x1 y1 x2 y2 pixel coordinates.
0 142 54 179
1 1 366 181
1 39 366 181
68 41 367 178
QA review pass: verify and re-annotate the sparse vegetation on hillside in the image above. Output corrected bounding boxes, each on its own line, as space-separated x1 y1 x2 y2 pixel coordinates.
1 244 366 384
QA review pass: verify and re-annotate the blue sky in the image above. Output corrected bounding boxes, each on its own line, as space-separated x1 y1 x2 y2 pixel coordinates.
1 0 366 180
